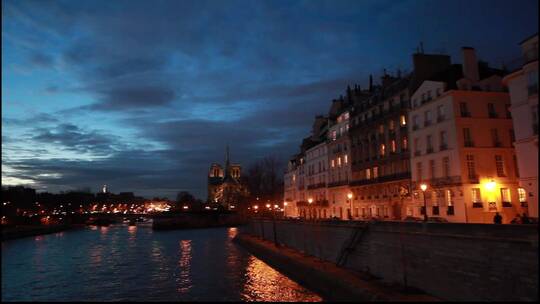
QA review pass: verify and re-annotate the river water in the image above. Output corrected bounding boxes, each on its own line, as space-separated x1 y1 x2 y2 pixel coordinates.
2 223 322 301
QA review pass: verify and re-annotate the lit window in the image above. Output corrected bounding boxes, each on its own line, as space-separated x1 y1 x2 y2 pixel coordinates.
518 188 527 202
331 159 335 168
380 144 386 156
445 190 453 206
471 188 482 203
373 166 379 178
337 157 342 166
391 140 396 152
344 155 348 164
366 168 371 179
400 115 407 126
500 188 511 203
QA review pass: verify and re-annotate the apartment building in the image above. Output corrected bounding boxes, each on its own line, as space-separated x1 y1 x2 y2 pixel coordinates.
409 47 521 223
502 33 538 218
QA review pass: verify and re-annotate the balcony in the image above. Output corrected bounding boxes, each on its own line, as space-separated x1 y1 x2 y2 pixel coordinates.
297 199 329 207
439 144 448 151
327 180 349 188
461 111 471 117
426 176 462 187
468 175 479 184
426 147 434 154
349 172 411 187
464 141 475 147
307 182 327 190
472 202 483 208
446 206 455 215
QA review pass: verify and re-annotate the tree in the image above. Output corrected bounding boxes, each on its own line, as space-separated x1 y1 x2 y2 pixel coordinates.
245 155 284 203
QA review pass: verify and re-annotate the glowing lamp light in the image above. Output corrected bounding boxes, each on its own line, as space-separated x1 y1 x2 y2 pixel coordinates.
183 205 189 209
253 205 258 210
485 180 496 191
284 202 288 206
347 193 353 199
266 204 271 208
420 183 427 192
308 198 313 204
274 204 278 208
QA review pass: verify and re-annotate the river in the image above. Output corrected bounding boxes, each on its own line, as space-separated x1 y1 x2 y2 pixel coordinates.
2 223 322 301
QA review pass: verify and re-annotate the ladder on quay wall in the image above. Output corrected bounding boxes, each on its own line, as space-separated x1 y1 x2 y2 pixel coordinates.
336 222 369 267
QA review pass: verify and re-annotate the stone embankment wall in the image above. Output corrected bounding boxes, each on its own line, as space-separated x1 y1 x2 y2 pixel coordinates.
240 219 538 301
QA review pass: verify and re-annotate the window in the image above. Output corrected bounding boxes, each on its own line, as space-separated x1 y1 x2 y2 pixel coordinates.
491 129 500 146
518 188 527 203
331 159 335 168
413 115 419 129
379 124 384 134
402 136 408 150
471 188 482 202
443 157 450 177
466 155 476 179
463 128 473 146
414 138 419 155
337 157 342 167
380 144 386 156
429 159 435 179
365 168 371 179
488 103 497 118
437 105 445 121
332 130 337 140
391 140 396 153
424 110 432 126
495 155 505 176
416 162 423 180
500 188 511 203
436 88 441 96
400 115 407 126
532 105 538 135
440 131 448 149
373 166 379 178
426 135 433 153
528 70 538 96
445 190 453 206
460 102 470 117
427 90 432 100
509 129 515 144
344 154 348 164
505 104 512 118
389 120 395 131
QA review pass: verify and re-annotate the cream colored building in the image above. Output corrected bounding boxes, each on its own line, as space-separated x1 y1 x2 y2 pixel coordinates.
327 109 353 219
502 33 538 219
304 141 329 219
409 47 523 223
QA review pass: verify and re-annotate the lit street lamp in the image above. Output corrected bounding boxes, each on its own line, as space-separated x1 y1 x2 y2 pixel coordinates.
420 183 428 222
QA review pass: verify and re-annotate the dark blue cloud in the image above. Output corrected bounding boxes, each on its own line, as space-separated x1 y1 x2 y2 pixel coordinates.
2 0 538 199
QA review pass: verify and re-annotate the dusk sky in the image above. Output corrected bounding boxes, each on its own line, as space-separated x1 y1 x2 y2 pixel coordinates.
2 0 538 199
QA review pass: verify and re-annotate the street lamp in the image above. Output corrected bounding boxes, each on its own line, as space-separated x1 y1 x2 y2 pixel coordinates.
420 183 428 222
308 198 313 204
347 193 353 220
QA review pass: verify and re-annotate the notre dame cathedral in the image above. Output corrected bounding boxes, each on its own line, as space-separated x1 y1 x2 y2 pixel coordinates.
207 146 249 210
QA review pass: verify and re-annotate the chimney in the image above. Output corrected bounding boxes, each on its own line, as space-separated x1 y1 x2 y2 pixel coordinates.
462 47 479 82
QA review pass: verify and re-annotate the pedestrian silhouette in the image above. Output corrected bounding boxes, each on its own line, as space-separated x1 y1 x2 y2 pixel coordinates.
510 215 521 224
493 212 502 224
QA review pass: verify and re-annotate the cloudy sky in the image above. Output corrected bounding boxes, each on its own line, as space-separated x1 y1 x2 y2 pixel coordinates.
2 0 538 199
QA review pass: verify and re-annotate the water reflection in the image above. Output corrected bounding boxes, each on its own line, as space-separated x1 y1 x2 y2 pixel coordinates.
176 240 192 293
241 256 322 302
2 225 321 302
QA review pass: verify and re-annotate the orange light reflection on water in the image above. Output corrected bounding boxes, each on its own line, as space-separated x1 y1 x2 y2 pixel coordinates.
241 256 322 302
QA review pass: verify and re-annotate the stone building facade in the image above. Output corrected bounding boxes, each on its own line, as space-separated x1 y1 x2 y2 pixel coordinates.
207 147 248 210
